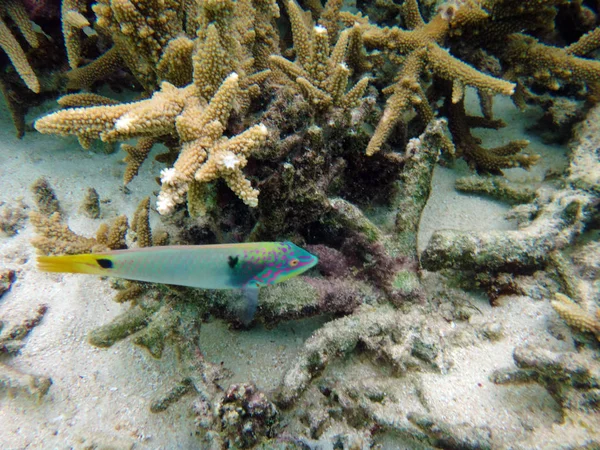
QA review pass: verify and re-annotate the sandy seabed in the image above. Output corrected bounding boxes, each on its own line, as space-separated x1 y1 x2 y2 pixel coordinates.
0 90 596 449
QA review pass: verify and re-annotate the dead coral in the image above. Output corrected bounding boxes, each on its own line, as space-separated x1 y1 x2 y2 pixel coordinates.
0 269 15 298
455 176 537 204
491 346 600 417
422 100 600 273
0 304 51 398
194 383 279 449
421 188 591 272
276 304 446 407
407 413 492 450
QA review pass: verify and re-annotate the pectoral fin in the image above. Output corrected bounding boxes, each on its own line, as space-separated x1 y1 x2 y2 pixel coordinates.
239 285 259 324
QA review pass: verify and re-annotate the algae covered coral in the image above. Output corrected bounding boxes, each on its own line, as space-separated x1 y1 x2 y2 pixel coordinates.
1 0 600 447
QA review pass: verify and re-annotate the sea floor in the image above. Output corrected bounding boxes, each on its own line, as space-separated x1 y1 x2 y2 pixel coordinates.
0 90 596 449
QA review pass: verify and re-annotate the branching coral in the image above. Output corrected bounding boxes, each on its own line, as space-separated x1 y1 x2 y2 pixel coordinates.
12 1 600 448
86 0 276 93
0 0 40 93
359 0 600 173
269 0 370 110
362 0 517 158
35 74 268 213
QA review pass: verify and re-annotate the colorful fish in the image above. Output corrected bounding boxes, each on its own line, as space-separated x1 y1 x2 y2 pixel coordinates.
37 242 319 322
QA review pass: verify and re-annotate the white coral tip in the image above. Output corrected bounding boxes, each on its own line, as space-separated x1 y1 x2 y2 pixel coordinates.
160 167 178 184
220 151 240 170
114 114 134 131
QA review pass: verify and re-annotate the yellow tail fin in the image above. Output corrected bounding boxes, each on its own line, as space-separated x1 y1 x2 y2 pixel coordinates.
37 253 112 275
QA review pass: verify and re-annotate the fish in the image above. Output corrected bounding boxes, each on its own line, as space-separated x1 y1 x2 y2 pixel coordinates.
37 241 319 322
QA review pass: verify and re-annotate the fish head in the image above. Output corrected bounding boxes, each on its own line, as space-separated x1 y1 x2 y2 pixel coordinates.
261 241 318 285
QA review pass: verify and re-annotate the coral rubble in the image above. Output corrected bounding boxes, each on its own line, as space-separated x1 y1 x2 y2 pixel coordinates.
0 304 51 399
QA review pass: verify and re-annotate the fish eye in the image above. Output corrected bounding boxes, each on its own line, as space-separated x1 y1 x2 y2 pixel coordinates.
289 259 299 267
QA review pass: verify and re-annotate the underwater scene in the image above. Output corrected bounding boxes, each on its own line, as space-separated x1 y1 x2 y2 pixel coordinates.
0 0 599 448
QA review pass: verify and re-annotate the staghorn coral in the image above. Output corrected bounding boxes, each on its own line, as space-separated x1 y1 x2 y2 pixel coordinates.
443 93 539 174
362 0 517 159
0 0 40 93
19 2 600 446
269 0 370 110
122 137 156 186
36 73 267 213
29 179 128 255
30 211 129 255
503 32 600 99
61 0 88 70
358 0 600 173
87 0 277 94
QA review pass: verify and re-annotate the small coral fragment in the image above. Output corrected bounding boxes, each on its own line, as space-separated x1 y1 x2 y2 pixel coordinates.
80 187 101 219
0 199 28 236
96 215 128 250
31 178 60 216
131 197 152 248
551 293 600 340
30 212 101 255
0 269 15 298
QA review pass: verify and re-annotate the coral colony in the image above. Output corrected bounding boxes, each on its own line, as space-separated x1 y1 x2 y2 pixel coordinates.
0 0 599 447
